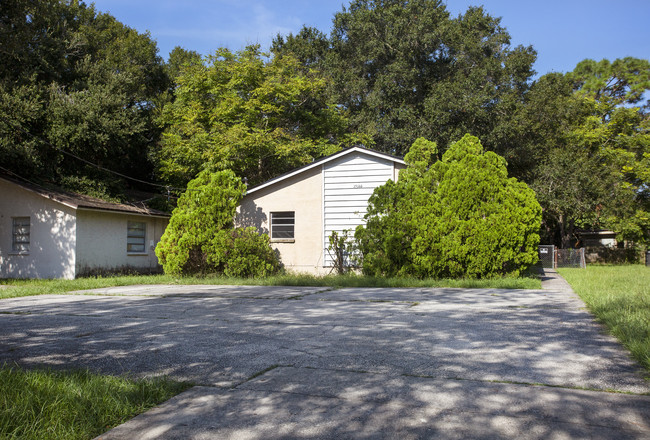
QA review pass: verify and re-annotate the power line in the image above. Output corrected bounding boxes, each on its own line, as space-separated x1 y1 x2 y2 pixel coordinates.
0 114 189 193
0 165 179 207
0 165 48 189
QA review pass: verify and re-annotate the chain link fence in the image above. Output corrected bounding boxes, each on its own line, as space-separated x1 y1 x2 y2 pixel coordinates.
556 248 586 268
538 246 586 269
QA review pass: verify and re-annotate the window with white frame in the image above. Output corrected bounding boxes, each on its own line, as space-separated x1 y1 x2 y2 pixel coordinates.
270 211 295 240
12 217 30 253
127 221 146 253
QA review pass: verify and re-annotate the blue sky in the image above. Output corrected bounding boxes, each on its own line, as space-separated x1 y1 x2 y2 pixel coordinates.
90 0 649 76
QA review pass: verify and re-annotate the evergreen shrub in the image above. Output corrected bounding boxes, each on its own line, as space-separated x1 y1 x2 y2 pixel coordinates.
155 169 281 276
356 135 542 278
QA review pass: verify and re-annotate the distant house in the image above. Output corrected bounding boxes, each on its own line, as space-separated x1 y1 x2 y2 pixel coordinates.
0 176 169 279
236 147 406 274
577 229 619 248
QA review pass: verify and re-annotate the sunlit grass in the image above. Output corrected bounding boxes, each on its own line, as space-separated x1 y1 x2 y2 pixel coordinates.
0 272 541 299
0 364 191 440
559 265 650 374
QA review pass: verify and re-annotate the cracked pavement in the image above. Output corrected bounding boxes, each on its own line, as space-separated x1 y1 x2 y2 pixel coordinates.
1 279 649 439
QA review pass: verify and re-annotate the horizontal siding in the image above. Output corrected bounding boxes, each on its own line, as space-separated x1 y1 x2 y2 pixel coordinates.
325 188 376 196
322 200 373 208
324 213 366 220
324 206 367 214
324 168 394 178
323 153 394 266
324 175 391 184
325 193 375 202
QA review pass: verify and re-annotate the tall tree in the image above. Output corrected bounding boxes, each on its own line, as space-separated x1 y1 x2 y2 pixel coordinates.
271 26 330 69
528 58 650 247
290 0 537 156
166 46 202 81
156 46 364 187
0 0 169 198
568 58 650 247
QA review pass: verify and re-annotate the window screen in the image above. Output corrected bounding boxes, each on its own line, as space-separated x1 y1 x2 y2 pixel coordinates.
271 212 295 239
12 217 30 252
127 221 146 253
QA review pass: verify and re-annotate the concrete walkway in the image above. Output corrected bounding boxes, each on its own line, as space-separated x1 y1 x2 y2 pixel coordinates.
539 268 576 293
0 279 648 439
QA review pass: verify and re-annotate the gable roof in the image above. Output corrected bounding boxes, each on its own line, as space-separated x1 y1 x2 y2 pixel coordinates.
0 175 170 218
245 146 405 195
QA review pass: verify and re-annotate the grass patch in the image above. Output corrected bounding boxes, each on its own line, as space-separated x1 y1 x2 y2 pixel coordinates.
558 265 650 374
0 272 540 299
0 364 191 440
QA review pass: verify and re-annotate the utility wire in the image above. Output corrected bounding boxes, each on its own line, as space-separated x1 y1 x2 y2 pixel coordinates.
0 114 192 193
0 165 179 208
0 165 49 189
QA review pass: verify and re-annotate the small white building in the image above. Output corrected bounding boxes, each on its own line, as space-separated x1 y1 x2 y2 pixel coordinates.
0 176 169 279
237 147 406 274
577 230 619 248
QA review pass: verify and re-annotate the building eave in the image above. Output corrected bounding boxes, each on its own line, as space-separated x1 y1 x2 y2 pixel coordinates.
245 146 405 196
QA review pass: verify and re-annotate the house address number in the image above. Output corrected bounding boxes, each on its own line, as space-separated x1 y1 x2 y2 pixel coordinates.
353 184 364 189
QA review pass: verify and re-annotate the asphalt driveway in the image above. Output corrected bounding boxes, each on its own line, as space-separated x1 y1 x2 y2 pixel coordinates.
0 274 648 439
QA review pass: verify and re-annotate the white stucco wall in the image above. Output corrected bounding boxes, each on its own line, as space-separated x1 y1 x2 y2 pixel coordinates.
237 166 325 274
75 210 168 275
237 152 406 275
0 179 77 279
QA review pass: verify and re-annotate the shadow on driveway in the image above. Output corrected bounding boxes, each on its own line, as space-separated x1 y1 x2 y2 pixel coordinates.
1 285 649 439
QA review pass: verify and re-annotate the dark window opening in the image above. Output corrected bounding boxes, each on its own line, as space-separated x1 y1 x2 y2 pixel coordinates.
271 211 295 239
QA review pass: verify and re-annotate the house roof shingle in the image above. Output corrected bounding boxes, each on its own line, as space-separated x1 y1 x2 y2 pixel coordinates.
0 175 170 217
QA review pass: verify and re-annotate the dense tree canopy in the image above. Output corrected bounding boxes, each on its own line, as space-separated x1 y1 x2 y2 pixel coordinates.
1 0 647 252
274 0 537 158
529 58 650 247
0 0 169 198
156 45 364 187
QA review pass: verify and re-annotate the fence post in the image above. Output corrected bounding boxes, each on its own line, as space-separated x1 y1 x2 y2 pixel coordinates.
580 247 586 269
553 247 557 269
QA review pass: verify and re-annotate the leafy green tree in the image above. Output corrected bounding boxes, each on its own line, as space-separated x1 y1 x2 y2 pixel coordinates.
570 58 650 111
166 46 203 81
532 58 650 248
155 169 280 276
357 135 541 278
0 0 169 197
306 0 537 156
530 147 615 248
271 26 330 69
156 45 364 188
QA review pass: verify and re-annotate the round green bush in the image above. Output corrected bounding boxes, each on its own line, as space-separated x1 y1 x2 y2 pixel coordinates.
357 135 542 278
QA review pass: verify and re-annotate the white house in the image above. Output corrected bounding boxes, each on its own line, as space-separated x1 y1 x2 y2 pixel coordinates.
236 146 406 274
0 175 169 279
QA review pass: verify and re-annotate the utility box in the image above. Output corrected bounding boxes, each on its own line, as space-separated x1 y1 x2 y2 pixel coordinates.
538 245 555 269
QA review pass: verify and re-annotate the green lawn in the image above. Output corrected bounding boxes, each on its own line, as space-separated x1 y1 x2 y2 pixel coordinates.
0 365 191 440
559 265 650 375
0 272 541 299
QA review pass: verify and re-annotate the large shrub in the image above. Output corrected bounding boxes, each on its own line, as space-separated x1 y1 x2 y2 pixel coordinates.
210 227 281 278
357 135 542 278
155 169 281 276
